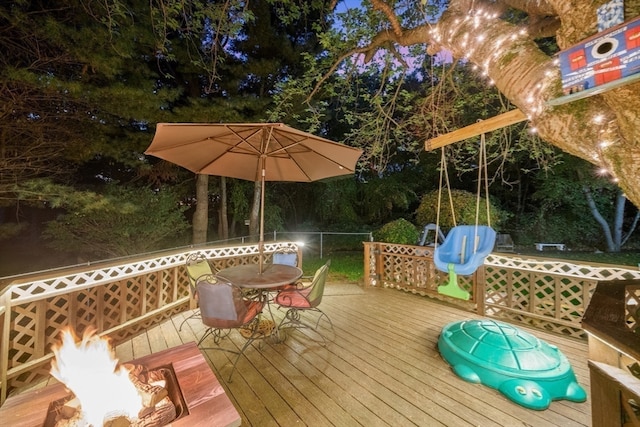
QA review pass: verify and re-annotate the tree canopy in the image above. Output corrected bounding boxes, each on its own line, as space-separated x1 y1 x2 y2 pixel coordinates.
323 0 640 208
1 0 639 270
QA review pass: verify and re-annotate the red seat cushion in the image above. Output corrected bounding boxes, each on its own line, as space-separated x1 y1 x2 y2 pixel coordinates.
275 288 312 308
242 300 264 324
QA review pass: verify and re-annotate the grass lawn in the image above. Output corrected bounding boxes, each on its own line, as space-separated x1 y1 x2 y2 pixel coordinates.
300 251 364 284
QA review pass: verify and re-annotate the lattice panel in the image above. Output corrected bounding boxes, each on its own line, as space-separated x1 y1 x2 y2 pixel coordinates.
533 276 556 318
45 295 70 350
176 270 191 298
364 245 377 286
144 276 159 313
367 246 610 337
9 303 38 367
75 288 99 336
556 278 590 321
123 278 141 318
375 243 473 299
1 243 298 398
9 365 50 393
157 270 173 306
487 254 640 281
484 268 509 305
102 282 124 331
510 271 531 311
626 286 640 332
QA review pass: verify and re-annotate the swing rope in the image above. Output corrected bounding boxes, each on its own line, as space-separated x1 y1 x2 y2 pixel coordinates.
473 132 491 251
434 147 456 253
436 132 492 256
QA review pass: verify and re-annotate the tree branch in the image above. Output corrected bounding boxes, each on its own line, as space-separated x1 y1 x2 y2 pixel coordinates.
370 0 403 37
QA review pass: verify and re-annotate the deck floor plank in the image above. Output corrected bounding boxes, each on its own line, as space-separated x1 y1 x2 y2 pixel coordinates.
324 290 591 426
322 298 508 426
126 284 591 426
326 295 541 426
267 336 383 426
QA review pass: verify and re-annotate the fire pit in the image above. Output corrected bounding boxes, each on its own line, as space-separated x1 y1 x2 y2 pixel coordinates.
43 363 186 426
0 342 240 427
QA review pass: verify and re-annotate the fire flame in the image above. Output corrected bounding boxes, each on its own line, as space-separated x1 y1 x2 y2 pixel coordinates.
50 327 143 426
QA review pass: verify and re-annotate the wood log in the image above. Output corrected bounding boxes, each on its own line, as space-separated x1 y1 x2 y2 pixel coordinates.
104 416 132 427
128 367 168 408
131 397 176 427
60 397 81 419
53 365 176 427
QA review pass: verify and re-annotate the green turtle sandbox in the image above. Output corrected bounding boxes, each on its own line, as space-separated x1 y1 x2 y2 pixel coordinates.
438 319 587 410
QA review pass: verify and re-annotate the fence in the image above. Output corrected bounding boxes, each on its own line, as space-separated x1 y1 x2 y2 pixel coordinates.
363 241 640 338
5 239 640 408
270 231 372 258
0 241 301 404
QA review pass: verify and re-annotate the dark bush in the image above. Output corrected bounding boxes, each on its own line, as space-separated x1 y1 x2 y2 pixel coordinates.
373 218 420 244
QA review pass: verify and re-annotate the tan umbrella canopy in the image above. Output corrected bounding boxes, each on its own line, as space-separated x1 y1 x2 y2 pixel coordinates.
145 122 363 271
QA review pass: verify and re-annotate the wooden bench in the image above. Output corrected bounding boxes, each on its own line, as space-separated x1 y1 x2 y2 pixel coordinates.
535 243 566 251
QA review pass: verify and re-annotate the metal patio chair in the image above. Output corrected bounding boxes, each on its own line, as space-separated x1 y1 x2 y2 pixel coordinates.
178 252 215 331
272 244 299 268
274 260 334 344
196 274 266 382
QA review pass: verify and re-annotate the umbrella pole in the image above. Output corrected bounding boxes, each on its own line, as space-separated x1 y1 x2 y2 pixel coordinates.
259 159 266 274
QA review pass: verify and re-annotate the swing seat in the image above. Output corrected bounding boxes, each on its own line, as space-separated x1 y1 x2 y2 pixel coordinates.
434 225 497 275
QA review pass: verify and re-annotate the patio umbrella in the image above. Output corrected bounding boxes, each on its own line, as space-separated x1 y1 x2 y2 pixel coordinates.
145 122 363 271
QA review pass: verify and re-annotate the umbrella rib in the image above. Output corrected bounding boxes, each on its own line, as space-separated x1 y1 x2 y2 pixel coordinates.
226 125 265 155
147 123 361 180
267 135 357 178
188 126 268 173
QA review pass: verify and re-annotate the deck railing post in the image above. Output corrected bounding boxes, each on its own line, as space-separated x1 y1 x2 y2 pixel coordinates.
0 292 11 405
362 242 370 287
375 243 384 287
476 267 486 316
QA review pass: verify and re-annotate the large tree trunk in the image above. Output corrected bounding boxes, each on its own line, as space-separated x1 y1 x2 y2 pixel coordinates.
361 0 640 207
582 185 616 251
192 174 209 245
250 180 261 240
218 176 229 239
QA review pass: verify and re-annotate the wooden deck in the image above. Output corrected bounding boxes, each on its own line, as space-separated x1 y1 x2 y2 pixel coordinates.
114 283 591 427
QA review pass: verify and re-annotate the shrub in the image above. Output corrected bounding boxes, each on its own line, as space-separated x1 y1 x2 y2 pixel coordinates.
415 189 508 229
373 218 420 244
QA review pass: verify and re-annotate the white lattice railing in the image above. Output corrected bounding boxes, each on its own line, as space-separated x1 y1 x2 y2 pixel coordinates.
363 242 640 338
4 240 640 405
0 241 301 404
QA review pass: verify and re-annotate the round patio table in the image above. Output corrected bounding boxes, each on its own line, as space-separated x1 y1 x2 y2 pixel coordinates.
217 263 302 290
218 263 302 342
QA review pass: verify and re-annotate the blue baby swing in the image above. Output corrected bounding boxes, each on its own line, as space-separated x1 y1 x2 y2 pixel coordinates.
433 133 496 300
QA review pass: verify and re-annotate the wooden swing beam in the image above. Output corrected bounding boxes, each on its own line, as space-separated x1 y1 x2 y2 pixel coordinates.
425 109 528 151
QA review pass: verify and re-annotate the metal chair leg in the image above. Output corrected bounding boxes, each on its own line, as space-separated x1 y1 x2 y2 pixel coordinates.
277 307 335 346
178 309 201 331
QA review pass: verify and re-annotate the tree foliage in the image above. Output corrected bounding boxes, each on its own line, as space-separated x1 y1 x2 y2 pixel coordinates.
373 218 420 245
3 0 640 271
416 189 508 230
318 0 640 209
17 180 190 259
